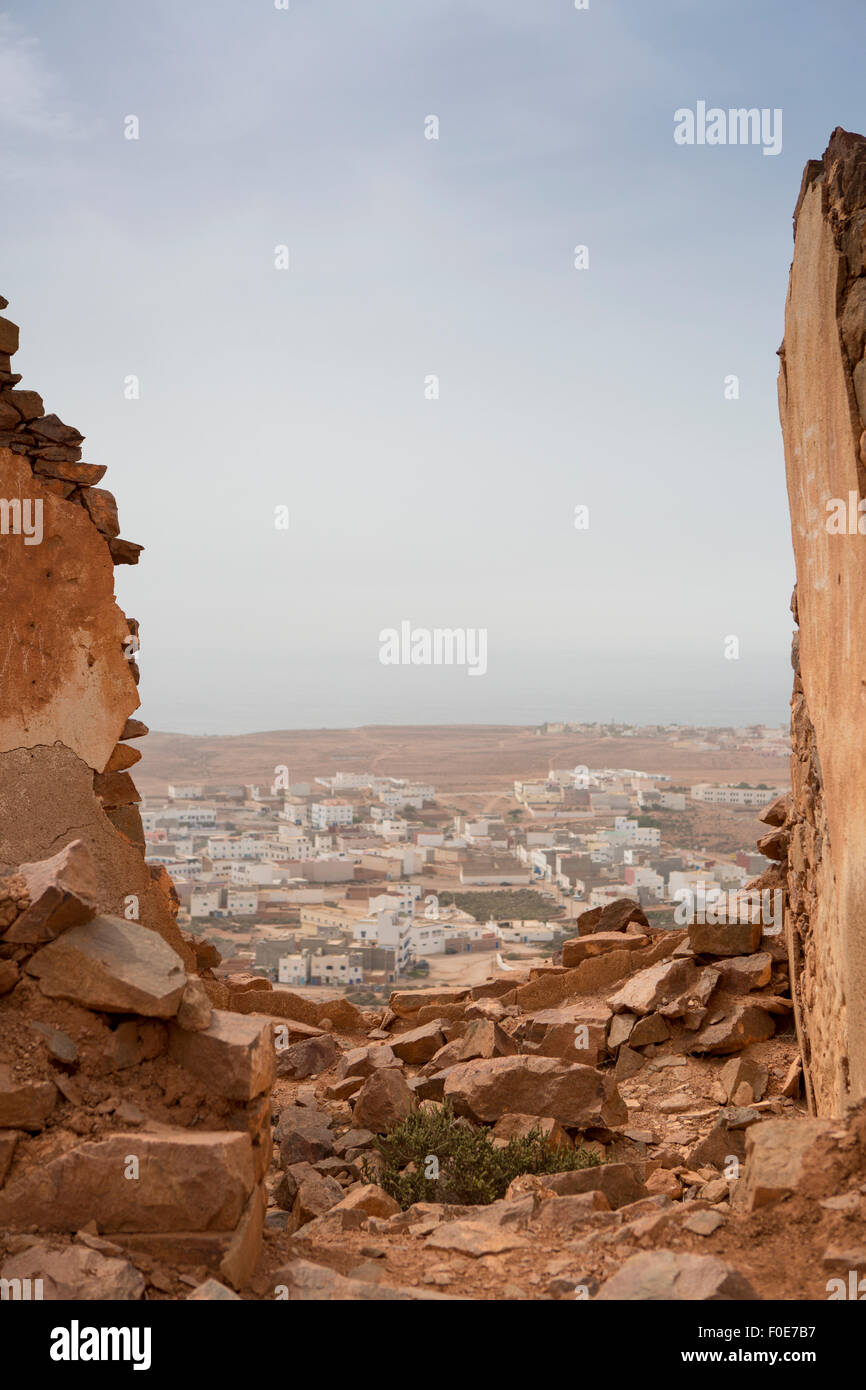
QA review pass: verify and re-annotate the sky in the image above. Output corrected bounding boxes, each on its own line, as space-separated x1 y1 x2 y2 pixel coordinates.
2 0 864 733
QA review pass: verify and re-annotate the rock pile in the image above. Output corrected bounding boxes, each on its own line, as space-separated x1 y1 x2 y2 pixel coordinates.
0 840 273 1294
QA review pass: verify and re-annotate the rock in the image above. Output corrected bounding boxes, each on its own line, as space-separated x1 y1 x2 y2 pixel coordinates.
0 1129 19 1185
739 1117 833 1212
325 1075 364 1100
277 1111 334 1167
0 1066 57 1131
353 1069 417 1132
715 953 773 992
537 1163 647 1210
26 915 187 1017
608 1013 636 1049
688 1001 776 1055
577 899 649 936
4 840 98 944
169 1010 274 1100
822 1246 866 1273
425 1220 531 1256
682 1209 725 1236
187 1279 241 1300
492 1114 573 1151
757 828 788 861
781 1056 802 1098
335 1044 400 1081
389 988 469 1020
445 1018 518 1062
759 794 790 827
562 931 649 967
271 1258 456 1300
0 1131 254 1232
0 315 20 354
531 1190 613 1233
719 1056 769 1104
331 1184 400 1219
276 1033 339 1079
629 1013 670 1047
595 1250 760 1300
409 1069 454 1102
519 1003 611 1066
289 1173 344 1231
0 959 19 995
389 1021 447 1064
176 975 213 1031
609 958 702 1016
699 1178 730 1204
29 1020 78 1066
274 1161 317 1211
615 1045 645 1081
444 1055 609 1127
646 1169 682 1200
333 1129 376 1156
1 1241 145 1299
108 1018 167 1069
687 921 762 956
688 1115 749 1170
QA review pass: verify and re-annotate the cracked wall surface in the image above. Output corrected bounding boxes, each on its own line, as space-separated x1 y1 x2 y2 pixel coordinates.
777 129 866 1115
0 294 191 968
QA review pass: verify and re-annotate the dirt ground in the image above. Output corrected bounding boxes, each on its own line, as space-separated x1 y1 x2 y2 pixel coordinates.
135 725 789 800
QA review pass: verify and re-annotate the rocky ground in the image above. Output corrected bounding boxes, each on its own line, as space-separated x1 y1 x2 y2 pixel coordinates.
2 837 865 1303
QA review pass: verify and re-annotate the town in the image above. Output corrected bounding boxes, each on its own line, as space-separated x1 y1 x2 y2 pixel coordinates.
141 723 788 1007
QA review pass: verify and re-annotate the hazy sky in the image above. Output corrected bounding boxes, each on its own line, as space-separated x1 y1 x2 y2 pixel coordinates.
3 0 863 732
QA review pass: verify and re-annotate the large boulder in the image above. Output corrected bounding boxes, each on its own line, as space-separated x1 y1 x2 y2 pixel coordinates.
576 899 649 937
595 1250 760 1300
0 1131 255 1232
3 839 98 944
443 1056 612 1128
26 915 187 1017
168 1010 274 1100
609 958 702 1017
739 1117 834 1212
352 1069 417 1132
562 931 648 967
0 1241 145 1300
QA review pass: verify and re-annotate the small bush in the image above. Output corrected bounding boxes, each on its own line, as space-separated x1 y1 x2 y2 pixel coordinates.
363 1101 601 1209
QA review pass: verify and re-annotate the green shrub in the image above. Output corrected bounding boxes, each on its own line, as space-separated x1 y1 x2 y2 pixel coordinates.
363 1101 601 1209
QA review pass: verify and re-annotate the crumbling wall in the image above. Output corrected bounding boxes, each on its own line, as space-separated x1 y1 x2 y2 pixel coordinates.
0 293 190 967
776 129 866 1115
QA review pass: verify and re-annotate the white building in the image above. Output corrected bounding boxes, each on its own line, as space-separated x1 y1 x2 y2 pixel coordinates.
226 889 257 916
408 923 446 955
278 954 308 986
190 887 222 918
311 799 354 829
276 826 314 858
353 910 413 972
206 836 259 860
310 953 362 987
168 784 203 800
613 817 661 849
690 784 778 809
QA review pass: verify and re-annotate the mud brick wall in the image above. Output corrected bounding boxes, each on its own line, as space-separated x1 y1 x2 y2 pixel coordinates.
0 292 190 966
777 129 866 1115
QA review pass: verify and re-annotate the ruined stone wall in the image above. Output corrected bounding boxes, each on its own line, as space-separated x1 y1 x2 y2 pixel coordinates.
0 293 191 969
776 130 866 1115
